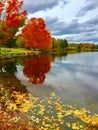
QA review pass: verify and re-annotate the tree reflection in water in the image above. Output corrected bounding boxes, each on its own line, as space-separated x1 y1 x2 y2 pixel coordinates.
23 55 52 84
0 56 98 129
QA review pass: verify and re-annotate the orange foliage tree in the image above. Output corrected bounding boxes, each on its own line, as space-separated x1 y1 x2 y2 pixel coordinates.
22 18 52 49
23 55 52 84
0 0 27 47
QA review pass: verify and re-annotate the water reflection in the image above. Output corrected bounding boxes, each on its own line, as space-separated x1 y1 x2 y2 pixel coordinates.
45 52 98 113
0 59 28 93
3 60 17 74
0 52 98 129
0 59 16 73
23 55 52 84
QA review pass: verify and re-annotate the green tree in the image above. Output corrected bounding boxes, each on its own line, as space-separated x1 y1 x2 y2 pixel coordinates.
96 44 98 49
16 34 24 48
60 39 68 49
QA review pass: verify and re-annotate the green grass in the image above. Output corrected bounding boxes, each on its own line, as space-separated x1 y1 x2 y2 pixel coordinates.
0 48 10 54
0 48 31 54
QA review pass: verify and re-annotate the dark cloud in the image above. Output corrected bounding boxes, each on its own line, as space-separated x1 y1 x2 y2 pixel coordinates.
76 0 98 17
23 0 68 13
45 16 98 43
45 18 80 35
45 17 66 31
86 15 98 25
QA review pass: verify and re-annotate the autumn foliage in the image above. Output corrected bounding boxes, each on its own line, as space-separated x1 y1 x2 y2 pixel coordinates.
23 55 52 84
0 0 52 49
22 18 52 49
0 0 27 45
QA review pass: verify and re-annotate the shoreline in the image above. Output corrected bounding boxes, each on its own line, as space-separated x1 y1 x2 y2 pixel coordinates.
0 51 41 59
0 48 97 59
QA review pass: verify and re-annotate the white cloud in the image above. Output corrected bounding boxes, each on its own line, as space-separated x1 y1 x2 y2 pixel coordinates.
23 0 98 43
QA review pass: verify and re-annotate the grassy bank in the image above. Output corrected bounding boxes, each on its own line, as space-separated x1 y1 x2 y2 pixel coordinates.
0 48 41 59
0 48 34 54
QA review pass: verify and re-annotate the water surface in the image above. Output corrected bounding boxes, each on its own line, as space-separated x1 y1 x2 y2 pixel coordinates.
0 51 98 129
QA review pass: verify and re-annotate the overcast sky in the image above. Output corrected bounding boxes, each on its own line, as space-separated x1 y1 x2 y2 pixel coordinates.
23 0 98 44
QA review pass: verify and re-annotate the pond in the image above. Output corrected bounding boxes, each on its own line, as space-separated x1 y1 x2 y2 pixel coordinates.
0 51 98 129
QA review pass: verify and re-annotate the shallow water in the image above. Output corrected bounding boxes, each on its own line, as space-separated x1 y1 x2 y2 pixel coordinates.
0 51 98 129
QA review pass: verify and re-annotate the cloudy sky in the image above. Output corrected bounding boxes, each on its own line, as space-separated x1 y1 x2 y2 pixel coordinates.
23 0 98 43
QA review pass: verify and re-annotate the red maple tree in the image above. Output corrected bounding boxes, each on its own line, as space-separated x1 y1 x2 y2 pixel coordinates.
0 0 27 46
22 17 52 49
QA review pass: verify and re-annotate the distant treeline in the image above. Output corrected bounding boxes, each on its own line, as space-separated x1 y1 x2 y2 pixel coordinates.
51 37 98 51
1 34 98 51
